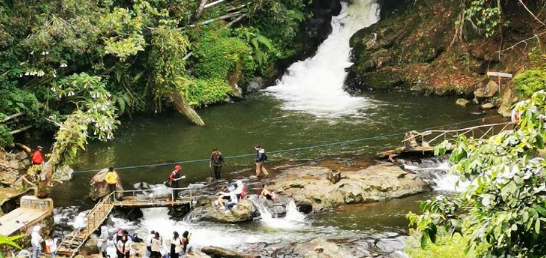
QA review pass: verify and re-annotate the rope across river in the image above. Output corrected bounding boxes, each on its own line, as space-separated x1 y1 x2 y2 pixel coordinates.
72 115 503 174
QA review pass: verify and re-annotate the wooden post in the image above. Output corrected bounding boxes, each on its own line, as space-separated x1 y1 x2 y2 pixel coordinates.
486 71 513 96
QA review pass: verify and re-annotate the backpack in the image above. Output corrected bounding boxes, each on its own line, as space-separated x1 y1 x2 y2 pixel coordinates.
262 152 268 161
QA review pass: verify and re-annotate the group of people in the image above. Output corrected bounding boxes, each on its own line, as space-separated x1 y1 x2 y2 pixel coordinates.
208 145 271 179
97 227 140 258
145 230 191 258
215 180 247 210
96 226 191 258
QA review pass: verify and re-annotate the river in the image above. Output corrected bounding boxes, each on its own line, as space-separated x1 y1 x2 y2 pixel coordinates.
51 0 497 255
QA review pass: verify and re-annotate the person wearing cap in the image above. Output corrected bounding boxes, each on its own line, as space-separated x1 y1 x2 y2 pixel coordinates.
254 145 269 178
105 167 119 202
169 165 185 201
209 148 224 180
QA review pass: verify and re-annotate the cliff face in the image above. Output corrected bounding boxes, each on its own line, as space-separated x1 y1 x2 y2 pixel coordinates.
345 0 546 99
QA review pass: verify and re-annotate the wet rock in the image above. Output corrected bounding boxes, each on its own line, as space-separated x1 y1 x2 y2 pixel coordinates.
201 246 259 258
293 238 354 257
455 98 470 107
15 151 28 160
274 164 429 211
187 199 257 223
474 79 499 98
245 77 265 94
9 160 19 169
480 102 495 109
498 87 518 117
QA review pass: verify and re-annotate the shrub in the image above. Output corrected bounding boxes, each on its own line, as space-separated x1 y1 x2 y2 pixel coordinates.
514 69 546 97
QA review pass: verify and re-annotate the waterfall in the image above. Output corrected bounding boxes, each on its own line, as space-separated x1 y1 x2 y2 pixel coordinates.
248 196 307 229
266 0 380 118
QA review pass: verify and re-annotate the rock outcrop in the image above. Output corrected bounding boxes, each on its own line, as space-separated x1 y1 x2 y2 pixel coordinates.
186 198 257 223
345 0 545 105
273 164 429 211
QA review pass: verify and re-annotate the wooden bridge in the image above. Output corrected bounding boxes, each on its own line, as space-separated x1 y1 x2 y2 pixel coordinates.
380 122 514 158
55 187 199 257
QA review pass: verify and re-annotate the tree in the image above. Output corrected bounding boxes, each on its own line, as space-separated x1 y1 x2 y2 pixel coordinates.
408 90 546 257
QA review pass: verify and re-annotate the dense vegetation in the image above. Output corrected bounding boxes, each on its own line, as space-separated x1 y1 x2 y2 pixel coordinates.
0 0 313 148
407 90 546 257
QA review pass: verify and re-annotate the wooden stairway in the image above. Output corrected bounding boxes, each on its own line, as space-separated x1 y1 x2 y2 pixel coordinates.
56 199 114 257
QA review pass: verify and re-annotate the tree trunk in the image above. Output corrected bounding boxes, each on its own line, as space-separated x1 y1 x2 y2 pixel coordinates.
169 91 205 126
196 0 208 18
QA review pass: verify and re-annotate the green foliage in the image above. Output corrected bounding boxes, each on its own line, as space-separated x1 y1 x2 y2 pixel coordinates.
405 231 484 258
190 25 253 80
234 27 278 66
0 0 315 146
0 234 24 255
51 73 119 142
182 78 233 107
514 70 546 97
464 0 502 37
0 125 13 147
410 91 546 257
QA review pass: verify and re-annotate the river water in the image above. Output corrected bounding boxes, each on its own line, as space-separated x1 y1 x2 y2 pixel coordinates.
50 0 496 254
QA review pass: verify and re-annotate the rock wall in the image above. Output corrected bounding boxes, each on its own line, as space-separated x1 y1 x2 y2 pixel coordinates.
273 164 429 211
345 0 546 103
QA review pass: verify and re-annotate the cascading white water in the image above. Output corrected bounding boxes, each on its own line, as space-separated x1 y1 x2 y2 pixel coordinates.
265 0 380 118
403 162 470 192
249 197 307 229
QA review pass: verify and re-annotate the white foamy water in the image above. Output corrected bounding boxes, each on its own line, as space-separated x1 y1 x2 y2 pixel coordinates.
249 197 307 230
265 0 380 118
403 162 470 192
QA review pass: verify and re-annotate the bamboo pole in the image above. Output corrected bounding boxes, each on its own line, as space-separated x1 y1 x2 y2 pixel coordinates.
184 11 243 29
196 0 209 18
227 14 246 27
204 0 227 9
10 125 33 135
1 112 24 123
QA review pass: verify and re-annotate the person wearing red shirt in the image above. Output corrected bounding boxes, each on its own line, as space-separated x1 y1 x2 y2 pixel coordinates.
32 146 44 165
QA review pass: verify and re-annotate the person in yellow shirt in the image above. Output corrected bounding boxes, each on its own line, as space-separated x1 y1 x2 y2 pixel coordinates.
105 167 119 202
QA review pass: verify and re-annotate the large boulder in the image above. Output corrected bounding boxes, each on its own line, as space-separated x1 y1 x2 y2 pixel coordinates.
273 164 429 211
186 199 257 223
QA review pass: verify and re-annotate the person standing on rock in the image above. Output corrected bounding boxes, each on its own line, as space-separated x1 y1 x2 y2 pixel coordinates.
30 146 44 180
150 232 163 258
30 225 43 258
116 233 133 258
209 148 225 180
169 165 186 202
169 231 182 258
105 167 119 202
254 145 269 178
97 226 109 258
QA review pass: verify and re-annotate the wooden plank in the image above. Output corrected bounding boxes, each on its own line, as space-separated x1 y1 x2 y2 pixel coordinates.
487 71 513 78
0 208 51 236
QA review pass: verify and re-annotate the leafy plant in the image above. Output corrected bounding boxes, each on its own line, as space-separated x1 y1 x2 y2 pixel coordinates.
410 90 546 257
514 69 546 97
234 27 276 66
464 0 502 37
0 234 25 256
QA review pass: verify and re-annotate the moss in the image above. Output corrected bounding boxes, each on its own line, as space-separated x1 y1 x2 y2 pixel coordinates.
366 72 405 91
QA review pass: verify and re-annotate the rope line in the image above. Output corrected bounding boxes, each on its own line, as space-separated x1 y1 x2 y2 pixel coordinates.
73 115 503 174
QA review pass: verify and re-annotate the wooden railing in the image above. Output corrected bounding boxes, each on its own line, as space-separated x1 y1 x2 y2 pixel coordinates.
401 122 514 151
